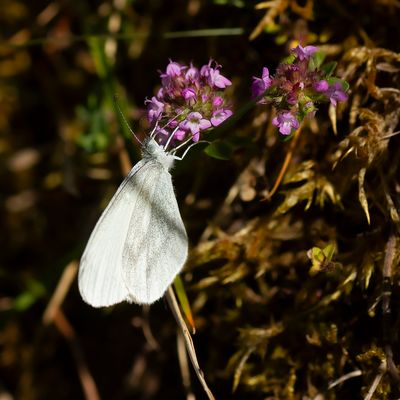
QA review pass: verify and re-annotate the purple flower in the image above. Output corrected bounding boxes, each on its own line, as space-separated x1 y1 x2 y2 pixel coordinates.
174 129 187 141
160 61 186 90
182 87 197 104
146 59 232 144
145 96 164 123
314 79 329 92
253 46 348 136
211 109 233 126
185 64 199 81
212 96 224 107
272 112 299 136
200 60 231 88
180 112 211 141
155 127 169 137
201 93 210 103
252 67 272 98
156 126 186 141
165 60 184 77
325 82 348 106
164 118 178 130
208 67 232 89
291 45 317 61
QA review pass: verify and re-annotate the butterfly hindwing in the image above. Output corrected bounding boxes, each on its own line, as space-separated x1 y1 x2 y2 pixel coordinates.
122 162 188 304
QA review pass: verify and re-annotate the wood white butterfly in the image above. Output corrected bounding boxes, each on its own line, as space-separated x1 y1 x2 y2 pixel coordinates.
78 137 188 307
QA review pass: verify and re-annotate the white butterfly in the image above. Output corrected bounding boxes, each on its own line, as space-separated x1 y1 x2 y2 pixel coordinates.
78 135 188 307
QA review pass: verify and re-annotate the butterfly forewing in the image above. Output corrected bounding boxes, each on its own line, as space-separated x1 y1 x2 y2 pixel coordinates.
122 162 188 304
78 160 148 307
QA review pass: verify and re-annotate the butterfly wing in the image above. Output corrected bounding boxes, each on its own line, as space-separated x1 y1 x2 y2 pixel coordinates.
78 160 149 307
122 162 188 304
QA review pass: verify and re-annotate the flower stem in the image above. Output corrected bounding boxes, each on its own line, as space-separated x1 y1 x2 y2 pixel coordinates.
264 123 303 200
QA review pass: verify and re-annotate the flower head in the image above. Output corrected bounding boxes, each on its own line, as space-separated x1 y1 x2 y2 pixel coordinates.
146 59 233 144
252 45 348 137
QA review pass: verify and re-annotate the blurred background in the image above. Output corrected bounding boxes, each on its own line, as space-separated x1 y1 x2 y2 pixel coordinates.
1 1 400 399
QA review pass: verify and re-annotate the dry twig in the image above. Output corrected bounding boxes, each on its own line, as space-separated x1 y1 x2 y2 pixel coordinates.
177 330 196 400
43 260 78 325
263 124 302 200
166 287 216 400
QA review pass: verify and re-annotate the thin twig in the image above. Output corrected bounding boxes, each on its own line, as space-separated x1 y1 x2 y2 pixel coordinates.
380 130 400 140
177 330 196 400
166 287 216 400
43 260 78 325
328 369 362 389
263 124 302 200
363 362 386 400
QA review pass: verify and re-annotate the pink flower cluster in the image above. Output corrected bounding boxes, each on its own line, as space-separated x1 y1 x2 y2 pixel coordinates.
252 45 348 136
146 60 233 143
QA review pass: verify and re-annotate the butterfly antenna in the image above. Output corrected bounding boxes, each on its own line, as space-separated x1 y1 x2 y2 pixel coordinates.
113 94 142 145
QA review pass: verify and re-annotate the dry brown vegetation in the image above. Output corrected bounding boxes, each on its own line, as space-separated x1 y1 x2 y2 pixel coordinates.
1 0 400 399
